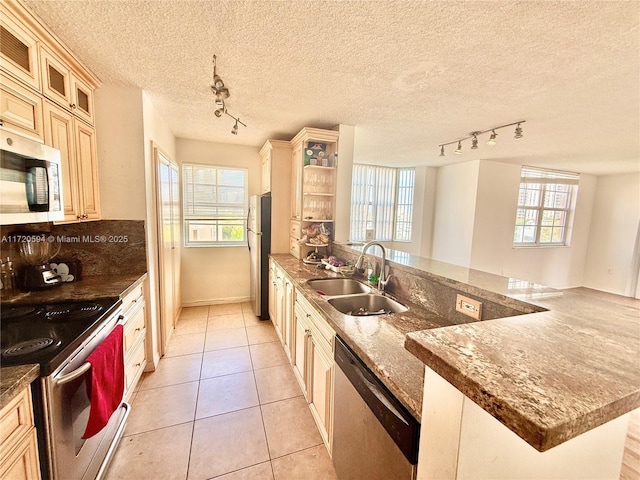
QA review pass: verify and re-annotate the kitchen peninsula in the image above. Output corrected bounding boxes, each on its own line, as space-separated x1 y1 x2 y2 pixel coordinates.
272 243 639 480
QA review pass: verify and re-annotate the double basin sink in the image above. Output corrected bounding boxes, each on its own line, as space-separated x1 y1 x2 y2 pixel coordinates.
307 278 408 316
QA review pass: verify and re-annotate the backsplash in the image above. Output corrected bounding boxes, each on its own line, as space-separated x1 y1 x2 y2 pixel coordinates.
330 243 544 324
0 220 147 277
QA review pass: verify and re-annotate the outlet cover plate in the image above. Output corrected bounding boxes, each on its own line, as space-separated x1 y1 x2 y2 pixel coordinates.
456 294 482 320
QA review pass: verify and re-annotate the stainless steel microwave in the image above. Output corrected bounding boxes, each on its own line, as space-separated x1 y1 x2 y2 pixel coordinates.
0 131 63 225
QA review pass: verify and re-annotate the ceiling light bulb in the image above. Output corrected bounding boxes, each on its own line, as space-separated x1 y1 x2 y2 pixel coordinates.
439 145 445 157
214 108 224 118
514 124 523 139
471 135 478 149
487 131 497 146
213 75 225 89
454 141 462 154
231 120 238 135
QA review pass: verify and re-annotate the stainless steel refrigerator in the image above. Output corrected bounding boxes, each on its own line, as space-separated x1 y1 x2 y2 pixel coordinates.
247 193 271 320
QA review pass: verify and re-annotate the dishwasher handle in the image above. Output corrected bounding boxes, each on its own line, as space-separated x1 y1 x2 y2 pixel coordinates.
334 336 420 465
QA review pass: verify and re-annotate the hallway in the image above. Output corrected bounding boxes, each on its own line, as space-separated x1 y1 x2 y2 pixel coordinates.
106 302 337 479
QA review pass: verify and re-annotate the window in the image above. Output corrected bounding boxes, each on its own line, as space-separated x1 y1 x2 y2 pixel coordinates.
182 164 247 247
513 167 579 246
350 165 415 242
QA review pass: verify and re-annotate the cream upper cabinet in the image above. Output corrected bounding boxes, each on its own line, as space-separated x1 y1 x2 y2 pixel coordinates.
289 128 339 260
43 100 101 222
40 47 95 124
0 72 43 141
260 140 293 254
0 4 40 91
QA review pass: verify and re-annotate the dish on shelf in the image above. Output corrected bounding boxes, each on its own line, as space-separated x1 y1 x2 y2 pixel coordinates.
306 243 329 247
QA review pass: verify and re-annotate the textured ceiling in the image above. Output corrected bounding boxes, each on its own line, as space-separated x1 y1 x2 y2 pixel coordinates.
23 0 640 175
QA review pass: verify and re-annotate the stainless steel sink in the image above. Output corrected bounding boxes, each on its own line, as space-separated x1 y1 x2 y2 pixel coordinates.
327 294 408 316
308 278 373 296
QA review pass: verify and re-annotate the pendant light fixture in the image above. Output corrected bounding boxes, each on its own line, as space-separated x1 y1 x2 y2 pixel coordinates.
210 54 247 134
438 120 525 156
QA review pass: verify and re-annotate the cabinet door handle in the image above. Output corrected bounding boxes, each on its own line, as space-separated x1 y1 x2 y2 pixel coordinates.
305 328 311 335
70 103 77 109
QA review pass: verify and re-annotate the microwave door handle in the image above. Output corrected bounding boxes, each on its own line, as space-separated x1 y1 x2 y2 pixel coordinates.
56 362 91 385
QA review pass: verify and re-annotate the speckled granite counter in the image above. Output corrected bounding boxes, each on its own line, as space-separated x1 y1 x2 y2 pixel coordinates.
271 254 454 421
273 252 640 453
1 364 39 410
406 287 640 452
1 273 147 305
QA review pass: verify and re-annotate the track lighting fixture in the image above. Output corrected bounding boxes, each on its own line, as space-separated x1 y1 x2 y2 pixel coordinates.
210 54 247 134
438 120 525 156
470 132 479 149
514 123 523 139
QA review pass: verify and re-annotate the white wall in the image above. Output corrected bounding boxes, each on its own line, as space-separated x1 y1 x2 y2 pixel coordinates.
142 92 176 367
583 173 640 296
431 160 480 267
94 85 146 220
430 160 597 289
470 161 597 289
335 125 355 242
177 138 261 306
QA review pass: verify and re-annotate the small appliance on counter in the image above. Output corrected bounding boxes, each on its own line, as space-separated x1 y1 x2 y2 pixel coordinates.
17 234 62 290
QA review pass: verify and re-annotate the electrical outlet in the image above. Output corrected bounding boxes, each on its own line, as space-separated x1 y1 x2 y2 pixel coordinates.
456 294 482 320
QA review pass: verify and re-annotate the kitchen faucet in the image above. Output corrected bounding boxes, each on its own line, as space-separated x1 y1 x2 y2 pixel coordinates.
354 241 391 293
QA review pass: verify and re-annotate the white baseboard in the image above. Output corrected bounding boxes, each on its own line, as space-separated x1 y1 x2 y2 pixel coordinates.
181 296 250 308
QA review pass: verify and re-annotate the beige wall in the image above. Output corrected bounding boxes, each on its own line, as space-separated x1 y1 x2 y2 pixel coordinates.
583 172 640 296
177 138 261 306
470 160 597 288
94 85 146 220
429 160 598 289
431 160 480 267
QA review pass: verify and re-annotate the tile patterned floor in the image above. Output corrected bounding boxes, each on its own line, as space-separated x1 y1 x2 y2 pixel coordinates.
105 302 337 480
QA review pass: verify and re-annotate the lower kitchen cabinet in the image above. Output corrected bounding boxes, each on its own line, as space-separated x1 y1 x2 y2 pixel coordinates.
269 260 295 361
120 279 147 400
0 386 41 480
293 289 335 452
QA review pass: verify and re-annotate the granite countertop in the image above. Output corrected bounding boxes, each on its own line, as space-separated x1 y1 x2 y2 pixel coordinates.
0 273 147 407
271 254 455 421
1 273 147 305
1 364 39 410
405 287 640 452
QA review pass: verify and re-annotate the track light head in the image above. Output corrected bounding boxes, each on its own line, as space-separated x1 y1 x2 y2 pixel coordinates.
439 145 445 157
487 130 497 146
231 120 239 135
470 134 479 149
514 123 523 139
214 107 224 118
454 141 463 154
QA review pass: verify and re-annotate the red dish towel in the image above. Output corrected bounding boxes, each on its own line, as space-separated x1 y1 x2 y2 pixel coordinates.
82 324 125 439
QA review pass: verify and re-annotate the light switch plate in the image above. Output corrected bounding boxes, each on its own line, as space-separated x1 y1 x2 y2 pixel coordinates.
456 294 482 320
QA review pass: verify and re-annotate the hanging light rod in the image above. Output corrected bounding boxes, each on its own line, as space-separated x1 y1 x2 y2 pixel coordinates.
439 120 526 156
210 53 247 134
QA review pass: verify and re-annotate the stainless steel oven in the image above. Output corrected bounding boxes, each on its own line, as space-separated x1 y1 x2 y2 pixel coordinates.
1 299 130 480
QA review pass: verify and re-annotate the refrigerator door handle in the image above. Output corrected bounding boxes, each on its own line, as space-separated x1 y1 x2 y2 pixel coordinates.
247 209 251 250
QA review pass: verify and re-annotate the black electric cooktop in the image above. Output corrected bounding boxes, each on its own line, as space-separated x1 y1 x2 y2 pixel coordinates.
1 298 121 375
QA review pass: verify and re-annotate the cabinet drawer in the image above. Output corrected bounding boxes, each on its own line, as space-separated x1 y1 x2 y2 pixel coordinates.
0 427 40 480
290 220 301 240
0 73 43 141
121 283 143 316
290 237 304 259
124 337 146 394
123 304 145 355
0 387 34 452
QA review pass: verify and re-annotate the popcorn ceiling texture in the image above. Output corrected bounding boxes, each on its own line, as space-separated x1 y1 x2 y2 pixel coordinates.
23 0 639 174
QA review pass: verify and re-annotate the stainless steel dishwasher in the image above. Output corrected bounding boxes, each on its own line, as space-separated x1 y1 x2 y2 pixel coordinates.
332 336 420 480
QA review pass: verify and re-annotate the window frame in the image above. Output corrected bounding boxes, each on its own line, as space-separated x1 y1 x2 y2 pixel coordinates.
513 167 579 248
182 163 248 248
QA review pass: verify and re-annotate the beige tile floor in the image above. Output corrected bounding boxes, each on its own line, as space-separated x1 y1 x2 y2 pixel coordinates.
105 302 338 480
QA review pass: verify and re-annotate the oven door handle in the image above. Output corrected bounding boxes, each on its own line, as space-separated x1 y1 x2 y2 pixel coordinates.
56 362 92 385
